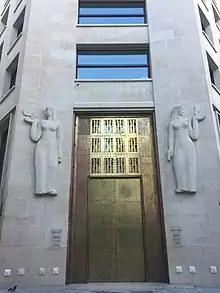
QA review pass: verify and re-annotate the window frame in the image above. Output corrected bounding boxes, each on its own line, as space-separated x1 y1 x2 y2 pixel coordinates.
0 111 14 238
2 53 19 99
0 5 9 34
10 6 25 48
212 2 220 30
76 46 151 80
214 106 220 136
207 52 220 90
0 42 3 62
198 6 214 45
78 0 147 25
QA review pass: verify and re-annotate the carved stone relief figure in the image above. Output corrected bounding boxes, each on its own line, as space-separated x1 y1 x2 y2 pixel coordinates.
23 107 62 196
167 106 205 194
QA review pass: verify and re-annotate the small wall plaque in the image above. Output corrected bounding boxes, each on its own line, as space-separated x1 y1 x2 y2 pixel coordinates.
4 269 11 277
51 228 62 248
171 227 182 246
176 266 183 274
38 268 46 276
52 267 59 275
189 266 196 274
210 266 217 274
17 268 25 276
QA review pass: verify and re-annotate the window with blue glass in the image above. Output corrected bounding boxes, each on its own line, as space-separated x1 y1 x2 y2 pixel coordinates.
76 48 150 79
78 1 146 25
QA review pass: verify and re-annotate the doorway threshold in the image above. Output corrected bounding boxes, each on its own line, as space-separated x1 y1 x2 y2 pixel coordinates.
66 283 193 292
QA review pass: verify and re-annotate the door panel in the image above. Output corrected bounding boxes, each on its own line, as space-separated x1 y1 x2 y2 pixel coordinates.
88 178 117 282
88 177 145 282
116 178 145 282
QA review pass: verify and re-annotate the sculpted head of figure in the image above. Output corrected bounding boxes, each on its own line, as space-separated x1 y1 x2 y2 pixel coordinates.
44 107 53 120
171 106 184 120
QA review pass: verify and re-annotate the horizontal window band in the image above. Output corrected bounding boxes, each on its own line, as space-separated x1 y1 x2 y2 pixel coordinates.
80 0 145 4
77 64 149 68
78 21 147 25
79 14 145 17
78 50 148 54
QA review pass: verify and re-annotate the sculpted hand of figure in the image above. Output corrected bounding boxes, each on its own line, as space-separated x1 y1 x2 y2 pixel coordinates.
23 111 38 124
167 106 205 194
23 108 62 196
193 106 206 122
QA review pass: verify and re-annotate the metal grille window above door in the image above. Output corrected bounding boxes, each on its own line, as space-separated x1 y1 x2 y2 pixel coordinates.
90 118 140 175
78 1 147 25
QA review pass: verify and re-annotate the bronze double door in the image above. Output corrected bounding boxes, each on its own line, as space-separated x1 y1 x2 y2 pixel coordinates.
67 116 168 283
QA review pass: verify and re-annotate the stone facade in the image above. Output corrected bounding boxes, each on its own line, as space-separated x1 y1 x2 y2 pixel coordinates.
0 0 220 288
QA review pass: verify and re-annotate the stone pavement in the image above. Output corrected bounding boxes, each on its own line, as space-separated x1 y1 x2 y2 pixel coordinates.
0 284 220 293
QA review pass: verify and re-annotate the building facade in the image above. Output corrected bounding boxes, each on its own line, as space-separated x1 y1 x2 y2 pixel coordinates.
0 0 220 287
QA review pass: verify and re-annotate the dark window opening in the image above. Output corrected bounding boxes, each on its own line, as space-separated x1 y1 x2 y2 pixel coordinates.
217 110 220 126
1 6 9 26
207 54 219 86
214 107 220 139
201 20 206 32
10 67 17 88
0 6 9 32
77 46 150 79
198 6 214 43
3 54 19 96
0 202 3 218
213 4 220 28
0 116 10 221
207 53 219 88
78 1 146 24
0 42 3 62
209 66 215 84
17 20 23 36
0 126 9 187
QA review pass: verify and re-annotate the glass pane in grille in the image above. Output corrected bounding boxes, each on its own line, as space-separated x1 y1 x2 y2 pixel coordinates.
129 137 138 152
91 119 101 134
116 158 125 173
104 119 113 133
92 138 101 152
116 138 125 152
91 158 101 174
104 158 114 173
129 157 139 173
104 138 114 152
115 119 125 134
128 119 137 134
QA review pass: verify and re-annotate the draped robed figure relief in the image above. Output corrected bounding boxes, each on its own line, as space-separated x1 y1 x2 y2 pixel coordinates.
23 107 62 196
167 106 205 194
